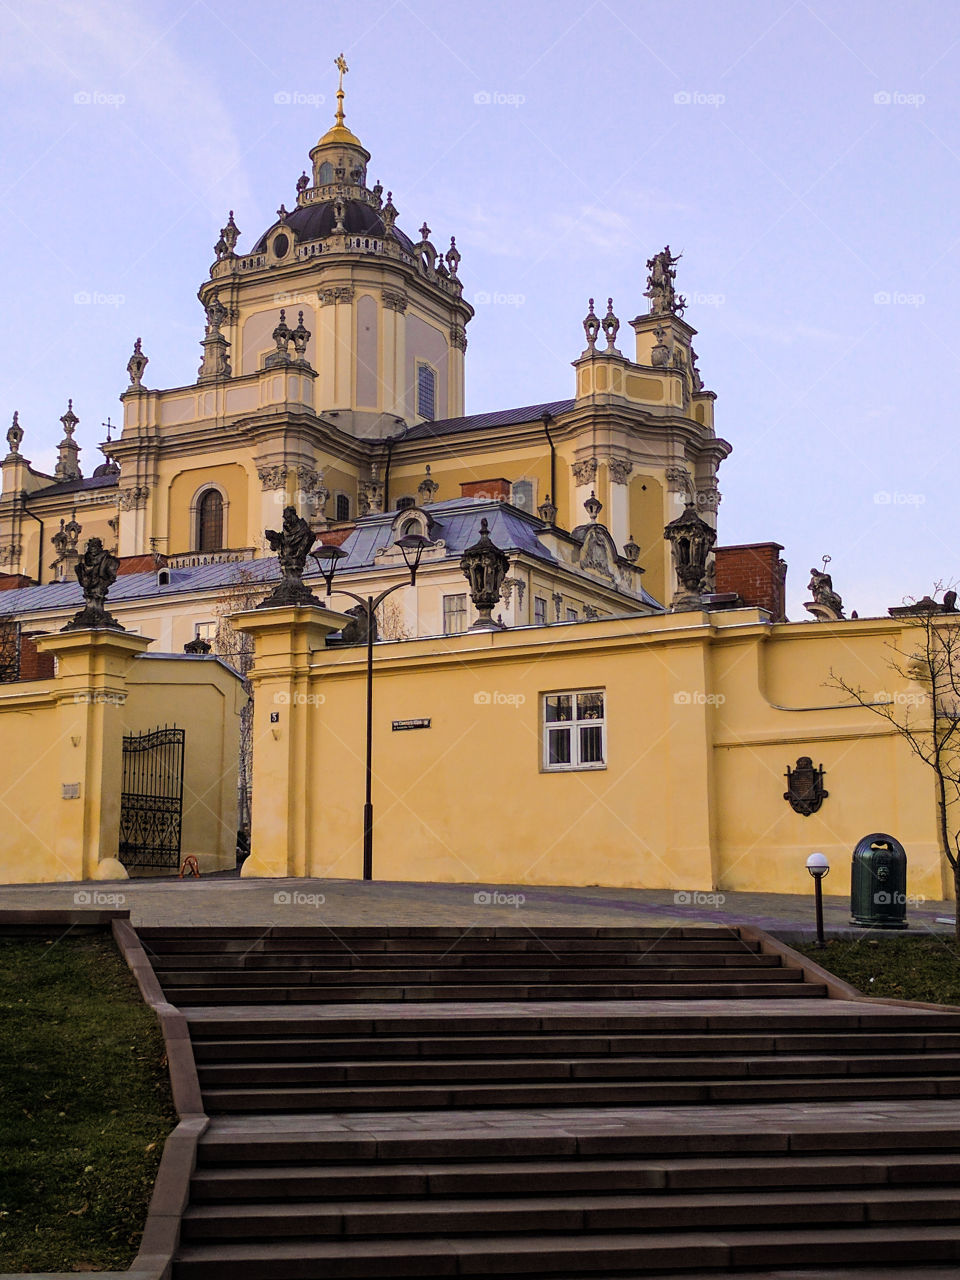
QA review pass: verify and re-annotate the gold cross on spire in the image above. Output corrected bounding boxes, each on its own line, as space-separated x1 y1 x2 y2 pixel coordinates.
334 52 349 127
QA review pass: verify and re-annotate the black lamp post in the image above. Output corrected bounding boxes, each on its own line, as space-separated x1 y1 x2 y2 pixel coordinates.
312 534 429 881
806 851 830 947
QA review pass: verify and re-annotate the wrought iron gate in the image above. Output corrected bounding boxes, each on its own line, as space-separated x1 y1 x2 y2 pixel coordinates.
118 726 185 871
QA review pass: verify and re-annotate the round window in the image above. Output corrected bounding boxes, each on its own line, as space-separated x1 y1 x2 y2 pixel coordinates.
273 233 289 259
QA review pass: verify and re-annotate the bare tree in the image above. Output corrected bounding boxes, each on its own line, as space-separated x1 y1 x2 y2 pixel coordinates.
827 589 960 938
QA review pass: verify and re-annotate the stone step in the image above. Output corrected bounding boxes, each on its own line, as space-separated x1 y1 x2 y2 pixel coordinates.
200 1074 960 1113
144 935 763 955
180 1185 960 1241
153 950 783 969
172 1224 960 1279
194 1052 960 1088
155 965 802 986
138 924 742 940
189 1151 960 1201
183 1007 960 1036
188 1030 960 1061
195 1121 960 1166
166 981 828 1004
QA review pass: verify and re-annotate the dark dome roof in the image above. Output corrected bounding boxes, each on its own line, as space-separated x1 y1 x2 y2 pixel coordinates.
254 199 416 254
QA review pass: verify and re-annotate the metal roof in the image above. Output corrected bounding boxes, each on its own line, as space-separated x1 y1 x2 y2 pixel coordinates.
401 399 575 442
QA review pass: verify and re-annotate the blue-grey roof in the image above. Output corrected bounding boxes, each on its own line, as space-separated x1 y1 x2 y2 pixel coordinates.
0 557 280 617
0 499 660 616
31 473 120 498
401 399 575 442
332 498 560 570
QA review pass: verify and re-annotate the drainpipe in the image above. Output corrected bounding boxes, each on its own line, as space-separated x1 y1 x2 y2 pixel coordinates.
19 501 43 585
541 411 556 515
383 435 395 514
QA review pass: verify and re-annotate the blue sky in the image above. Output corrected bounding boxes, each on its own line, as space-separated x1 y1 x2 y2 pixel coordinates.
1 0 958 618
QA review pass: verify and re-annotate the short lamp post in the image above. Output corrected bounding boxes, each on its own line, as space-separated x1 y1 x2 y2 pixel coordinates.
312 534 430 882
806 851 830 947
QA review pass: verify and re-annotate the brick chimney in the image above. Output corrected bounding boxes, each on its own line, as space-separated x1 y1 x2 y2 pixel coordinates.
714 543 786 620
461 478 511 502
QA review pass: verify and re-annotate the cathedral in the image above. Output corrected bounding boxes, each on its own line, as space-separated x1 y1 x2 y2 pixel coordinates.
0 63 770 648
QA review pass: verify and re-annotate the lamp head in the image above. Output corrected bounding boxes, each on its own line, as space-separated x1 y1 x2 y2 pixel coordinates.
806 851 830 879
312 543 347 594
395 533 429 583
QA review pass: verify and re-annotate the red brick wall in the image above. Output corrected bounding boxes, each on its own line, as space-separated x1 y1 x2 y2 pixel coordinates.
116 553 168 577
461 479 511 501
0 573 33 591
714 543 786 620
18 632 55 681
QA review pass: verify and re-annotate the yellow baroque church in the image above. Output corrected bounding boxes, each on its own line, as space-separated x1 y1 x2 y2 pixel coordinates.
0 70 729 644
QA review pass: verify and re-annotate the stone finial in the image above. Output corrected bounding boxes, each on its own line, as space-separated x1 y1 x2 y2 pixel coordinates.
296 170 309 195
61 537 123 631
417 464 440 503
277 203 288 222
127 337 149 388
264 309 292 368
445 236 461 277
584 490 602 523
216 210 240 259
60 399 78 438
291 310 311 359
583 298 600 351
602 298 620 351
623 534 640 563
419 222 431 242
538 494 557 525
55 400 82 482
664 500 717 610
372 180 383 207
6 410 23 457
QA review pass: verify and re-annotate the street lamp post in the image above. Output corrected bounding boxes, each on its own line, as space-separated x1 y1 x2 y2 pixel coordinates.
806 851 830 947
312 534 429 882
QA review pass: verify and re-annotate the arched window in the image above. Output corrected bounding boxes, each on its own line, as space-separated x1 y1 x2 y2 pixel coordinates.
318 161 334 184
197 489 224 552
335 493 350 522
396 496 416 512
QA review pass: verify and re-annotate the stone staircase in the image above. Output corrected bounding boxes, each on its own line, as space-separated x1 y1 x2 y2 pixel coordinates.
139 924 960 1277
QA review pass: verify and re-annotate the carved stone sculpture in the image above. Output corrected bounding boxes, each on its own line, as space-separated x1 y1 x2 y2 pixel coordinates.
258 506 321 609
645 245 686 316
62 537 123 631
805 563 845 622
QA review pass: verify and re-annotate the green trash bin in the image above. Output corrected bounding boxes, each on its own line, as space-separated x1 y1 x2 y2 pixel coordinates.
850 833 908 929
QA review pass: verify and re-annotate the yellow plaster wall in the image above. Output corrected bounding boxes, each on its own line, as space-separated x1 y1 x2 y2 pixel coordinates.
0 688 59 882
630 475 666 604
244 610 950 900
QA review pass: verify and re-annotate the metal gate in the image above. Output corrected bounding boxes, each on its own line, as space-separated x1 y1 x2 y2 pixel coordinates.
118 726 185 871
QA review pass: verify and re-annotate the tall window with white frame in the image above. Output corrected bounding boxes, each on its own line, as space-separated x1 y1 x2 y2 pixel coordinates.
534 596 547 626
417 363 436 421
443 593 467 635
542 690 605 771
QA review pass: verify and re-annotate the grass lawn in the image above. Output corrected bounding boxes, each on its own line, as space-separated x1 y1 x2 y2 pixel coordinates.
797 935 960 1006
0 931 176 1272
